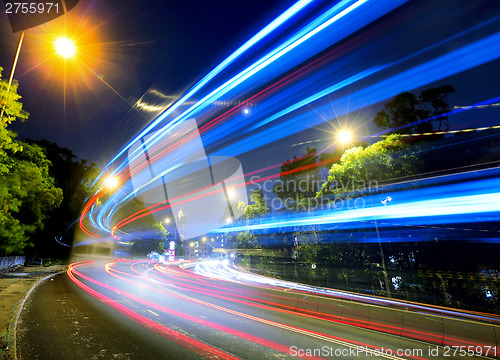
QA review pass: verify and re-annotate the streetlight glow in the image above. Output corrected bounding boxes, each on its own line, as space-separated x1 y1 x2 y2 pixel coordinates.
103 175 119 190
54 37 76 58
337 130 352 144
165 217 171 224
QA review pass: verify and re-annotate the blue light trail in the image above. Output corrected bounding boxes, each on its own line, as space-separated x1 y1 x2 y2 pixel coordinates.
212 167 500 242
80 0 500 245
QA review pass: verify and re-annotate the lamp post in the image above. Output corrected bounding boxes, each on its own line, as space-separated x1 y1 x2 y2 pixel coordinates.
0 32 24 121
336 131 391 298
2 0 79 120
164 217 172 238
374 218 392 298
372 196 392 298
1 34 77 121
189 241 194 259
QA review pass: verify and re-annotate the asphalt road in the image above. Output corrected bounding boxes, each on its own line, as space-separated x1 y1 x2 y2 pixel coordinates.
17 260 491 360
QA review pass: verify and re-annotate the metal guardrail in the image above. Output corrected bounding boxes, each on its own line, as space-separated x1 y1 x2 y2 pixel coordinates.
24 257 44 266
253 284 500 357
0 256 26 271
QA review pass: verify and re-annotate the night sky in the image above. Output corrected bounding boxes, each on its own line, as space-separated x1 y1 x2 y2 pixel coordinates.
1 0 500 170
1 0 293 165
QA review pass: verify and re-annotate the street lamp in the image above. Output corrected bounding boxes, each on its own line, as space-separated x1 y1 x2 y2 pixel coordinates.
103 175 119 191
54 37 76 58
164 217 171 224
227 187 236 199
337 130 352 144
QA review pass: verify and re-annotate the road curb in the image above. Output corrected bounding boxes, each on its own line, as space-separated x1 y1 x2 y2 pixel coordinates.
6 270 66 360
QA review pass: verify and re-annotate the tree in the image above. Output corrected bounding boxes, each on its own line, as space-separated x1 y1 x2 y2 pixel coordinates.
233 231 260 249
232 189 270 250
373 85 455 134
273 146 322 210
419 85 455 132
0 141 63 255
240 188 270 219
0 67 28 172
130 221 169 256
312 135 420 295
151 221 169 252
26 139 101 257
0 68 63 255
110 196 171 257
373 92 426 134
317 134 418 198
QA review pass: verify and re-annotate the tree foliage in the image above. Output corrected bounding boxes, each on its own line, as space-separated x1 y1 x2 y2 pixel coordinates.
26 139 101 257
419 85 455 131
233 189 270 249
317 134 417 198
0 141 63 255
240 188 270 220
233 231 260 249
0 68 64 255
0 68 28 173
111 197 171 256
373 85 455 134
273 146 322 209
130 221 170 256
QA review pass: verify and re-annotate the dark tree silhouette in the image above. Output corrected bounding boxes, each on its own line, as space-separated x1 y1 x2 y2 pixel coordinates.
373 85 455 134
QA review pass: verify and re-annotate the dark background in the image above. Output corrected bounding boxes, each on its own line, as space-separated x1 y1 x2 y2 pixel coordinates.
0 0 293 165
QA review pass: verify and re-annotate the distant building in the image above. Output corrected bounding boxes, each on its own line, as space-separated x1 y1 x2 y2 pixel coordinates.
180 234 226 259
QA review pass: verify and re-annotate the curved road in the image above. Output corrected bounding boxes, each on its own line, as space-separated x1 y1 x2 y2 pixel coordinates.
17 260 496 359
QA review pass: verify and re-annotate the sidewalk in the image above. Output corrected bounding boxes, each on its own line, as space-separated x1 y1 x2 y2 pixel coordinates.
0 265 66 360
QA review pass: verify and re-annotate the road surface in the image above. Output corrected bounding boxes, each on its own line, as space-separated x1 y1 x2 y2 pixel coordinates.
17 260 497 359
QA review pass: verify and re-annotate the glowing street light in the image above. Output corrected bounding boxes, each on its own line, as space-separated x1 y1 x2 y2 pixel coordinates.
337 130 352 144
227 187 235 199
164 217 171 224
202 237 207 242
54 37 76 58
103 175 119 190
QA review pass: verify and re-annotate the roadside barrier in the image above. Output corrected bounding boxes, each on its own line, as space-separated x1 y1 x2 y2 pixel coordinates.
0 256 25 271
